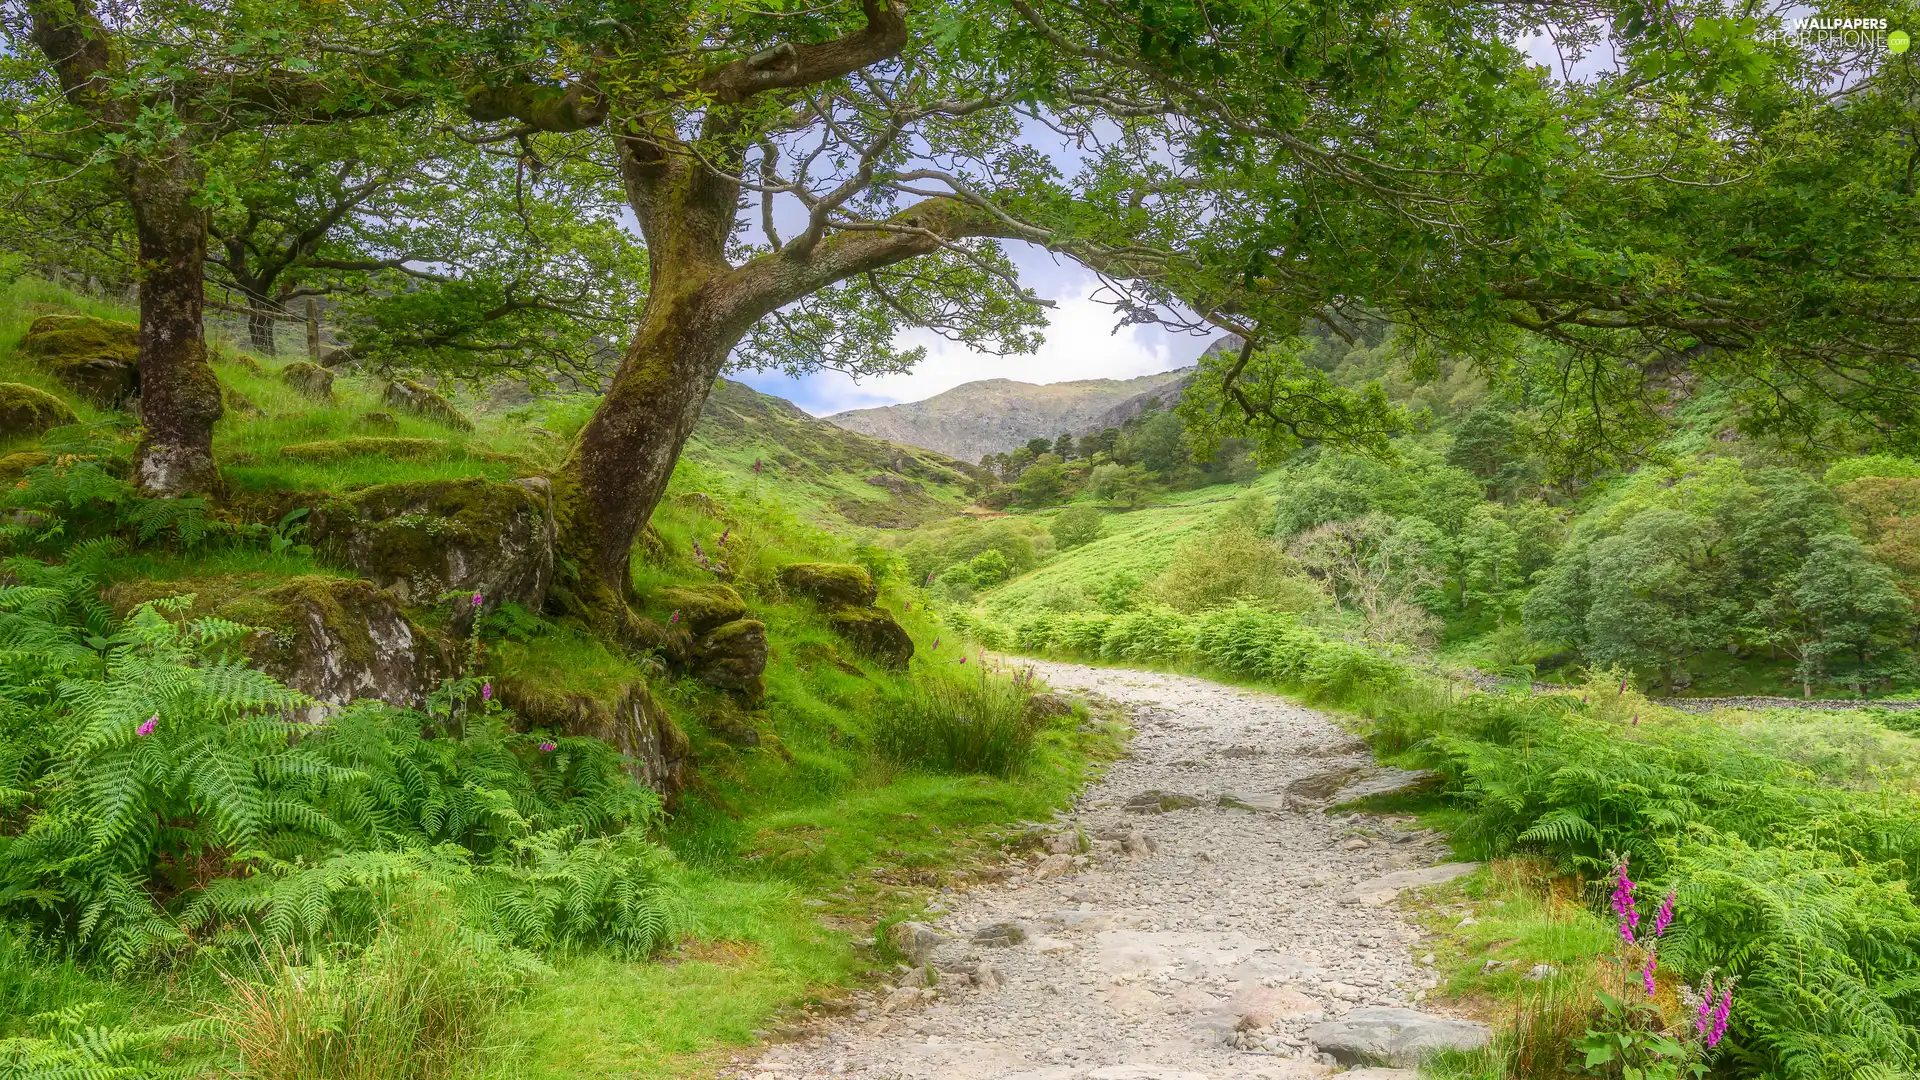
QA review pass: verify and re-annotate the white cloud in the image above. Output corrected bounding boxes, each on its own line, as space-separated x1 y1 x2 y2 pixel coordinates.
780 279 1217 416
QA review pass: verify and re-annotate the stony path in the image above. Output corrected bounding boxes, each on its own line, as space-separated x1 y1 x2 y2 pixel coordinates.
738 661 1486 1080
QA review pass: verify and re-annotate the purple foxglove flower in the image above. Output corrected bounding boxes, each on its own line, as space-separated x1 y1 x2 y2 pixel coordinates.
931 636 940 651
1641 948 1658 996
1708 985 1733 1048
472 591 484 607
752 458 762 475
669 610 680 625
137 714 157 737
925 571 936 585
692 540 706 559
539 741 557 753
1654 890 1676 938
958 657 967 664
1611 858 1640 944
718 528 730 546
1632 713 1640 726
904 601 911 611
1696 978 1715 1035
482 682 492 701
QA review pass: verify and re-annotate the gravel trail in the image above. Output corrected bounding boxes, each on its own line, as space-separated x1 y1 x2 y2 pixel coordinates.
739 660 1484 1080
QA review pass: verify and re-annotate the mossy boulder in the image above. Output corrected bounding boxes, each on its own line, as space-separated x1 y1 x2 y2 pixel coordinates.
691 618 768 698
104 574 449 721
0 451 49 486
779 562 877 607
361 411 400 432
382 378 473 431
281 437 451 462
309 476 554 619
280 360 334 400
20 314 138 408
0 383 78 440
497 677 690 800
653 583 748 635
826 605 914 669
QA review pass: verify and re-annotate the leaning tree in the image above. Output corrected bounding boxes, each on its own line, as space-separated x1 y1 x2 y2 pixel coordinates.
452 0 1654 638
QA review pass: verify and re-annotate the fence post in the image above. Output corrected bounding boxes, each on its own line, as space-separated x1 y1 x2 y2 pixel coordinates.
306 298 321 360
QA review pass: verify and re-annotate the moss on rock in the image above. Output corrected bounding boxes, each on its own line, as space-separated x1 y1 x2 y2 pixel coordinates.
826 605 914 669
281 436 452 462
496 676 690 801
0 383 78 440
652 583 748 634
382 378 473 431
308 476 554 616
280 360 335 400
779 562 877 607
20 314 138 407
692 617 768 698
103 573 449 719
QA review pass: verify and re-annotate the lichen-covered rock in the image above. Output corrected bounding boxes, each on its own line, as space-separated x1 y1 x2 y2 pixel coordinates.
222 385 262 416
827 605 914 669
779 562 877 607
0 383 78 440
20 314 138 407
281 437 451 462
382 378 473 431
692 618 768 697
653 583 747 635
280 360 334 400
104 574 449 721
0 451 49 485
361 411 399 431
497 677 690 800
309 476 554 619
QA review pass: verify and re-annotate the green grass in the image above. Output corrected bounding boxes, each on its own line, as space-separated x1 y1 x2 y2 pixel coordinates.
0 277 1110 1079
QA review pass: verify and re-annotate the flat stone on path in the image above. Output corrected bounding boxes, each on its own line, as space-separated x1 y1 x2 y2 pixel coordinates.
1348 862 1482 906
1306 1006 1492 1066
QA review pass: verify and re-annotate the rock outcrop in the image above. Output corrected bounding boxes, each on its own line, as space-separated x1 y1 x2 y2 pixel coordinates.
279 360 335 400
382 378 473 431
309 476 554 620
826 605 913 669
1306 1007 1492 1067
779 562 878 606
20 314 138 408
777 562 914 669
691 618 769 697
0 383 78 439
498 676 691 800
105 574 449 721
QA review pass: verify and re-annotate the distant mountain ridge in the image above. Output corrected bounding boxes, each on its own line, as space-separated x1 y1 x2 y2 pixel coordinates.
823 345 1226 461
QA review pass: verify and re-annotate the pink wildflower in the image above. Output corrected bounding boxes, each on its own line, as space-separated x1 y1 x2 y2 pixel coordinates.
1611 857 1640 944
1708 984 1734 1048
925 570 936 585
1696 977 1716 1036
669 611 680 625
137 714 157 737
539 741 557 753
472 591 483 607
718 528 730 546
930 635 940 651
752 458 762 475
692 539 706 560
1654 890 1676 938
958 656 967 665
482 682 492 702
1641 948 1658 996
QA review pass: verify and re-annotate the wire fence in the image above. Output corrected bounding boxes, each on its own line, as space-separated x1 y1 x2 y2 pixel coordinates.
204 283 341 361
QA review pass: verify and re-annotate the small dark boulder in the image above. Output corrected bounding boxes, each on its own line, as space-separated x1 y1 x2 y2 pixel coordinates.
308 476 554 618
280 360 335 400
827 605 914 669
20 314 138 408
0 383 78 440
654 583 748 634
692 618 769 697
1025 691 1077 720
382 378 473 431
361 411 400 432
779 562 877 607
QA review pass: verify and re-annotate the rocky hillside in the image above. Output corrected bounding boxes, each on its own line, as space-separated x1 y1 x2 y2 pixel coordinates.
825 366 1196 461
689 377 986 528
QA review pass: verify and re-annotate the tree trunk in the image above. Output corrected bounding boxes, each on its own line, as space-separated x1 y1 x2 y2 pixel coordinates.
549 279 745 638
121 143 224 497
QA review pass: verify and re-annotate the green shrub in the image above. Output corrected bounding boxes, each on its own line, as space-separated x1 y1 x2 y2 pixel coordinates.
1099 606 1192 662
874 670 1036 777
1050 507 1104 549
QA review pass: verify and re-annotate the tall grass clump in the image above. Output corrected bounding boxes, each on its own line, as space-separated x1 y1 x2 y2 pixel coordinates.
219 904 538 1080
874 668 1037 777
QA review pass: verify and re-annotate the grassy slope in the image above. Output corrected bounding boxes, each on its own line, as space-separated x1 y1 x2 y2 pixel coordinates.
0 280 1102 1078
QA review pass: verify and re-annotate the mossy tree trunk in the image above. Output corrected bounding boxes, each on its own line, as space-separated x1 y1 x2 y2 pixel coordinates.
121 144 225 496
29 0 223 497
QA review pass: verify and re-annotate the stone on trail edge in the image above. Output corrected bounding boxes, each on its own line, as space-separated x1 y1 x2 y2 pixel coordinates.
738 662 1488 1080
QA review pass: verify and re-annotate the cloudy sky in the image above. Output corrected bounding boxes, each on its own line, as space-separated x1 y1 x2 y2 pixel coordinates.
733 242 1219 417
